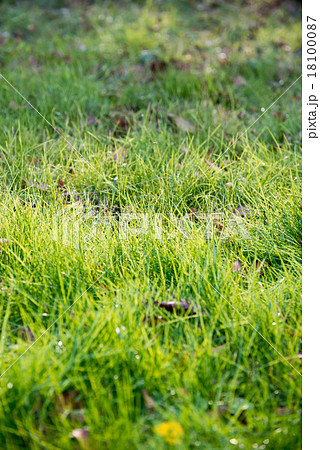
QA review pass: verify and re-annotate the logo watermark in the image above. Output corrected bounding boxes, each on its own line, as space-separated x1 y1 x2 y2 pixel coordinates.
52 203 252 249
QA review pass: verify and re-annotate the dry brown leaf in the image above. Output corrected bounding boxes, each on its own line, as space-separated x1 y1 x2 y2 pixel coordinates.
71 429 90 450
205 160 222 172
142 389 156 411
234 75 247 87
112 147 127 162
233 259 242 273
168 113 195 133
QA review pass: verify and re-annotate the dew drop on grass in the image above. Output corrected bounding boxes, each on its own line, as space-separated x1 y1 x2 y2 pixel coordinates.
58 341 63 347
272 322 276 326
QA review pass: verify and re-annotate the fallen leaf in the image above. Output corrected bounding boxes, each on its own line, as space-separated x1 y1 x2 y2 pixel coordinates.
233 259 242 273
154 298 203 315
23 179 49 191
87 115 97 125
57 179 66 190
234 75 247 87
19 326 35 341
234 205 258 218
28 157 41 165
143 389 156 411
112 147 127 162
189 206 199 217
150 59 168 74
171 59 191 71
71 428 90 450
168 113 195 133
205 160 222 172
112 114 131 136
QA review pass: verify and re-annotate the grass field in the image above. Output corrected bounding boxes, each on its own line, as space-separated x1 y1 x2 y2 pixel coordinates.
0 1 302 448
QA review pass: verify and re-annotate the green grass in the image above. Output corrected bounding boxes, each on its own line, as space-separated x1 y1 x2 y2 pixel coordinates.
0 0 301 448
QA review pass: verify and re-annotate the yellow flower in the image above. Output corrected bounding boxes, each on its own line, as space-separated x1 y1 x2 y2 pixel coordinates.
154 420 184 445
